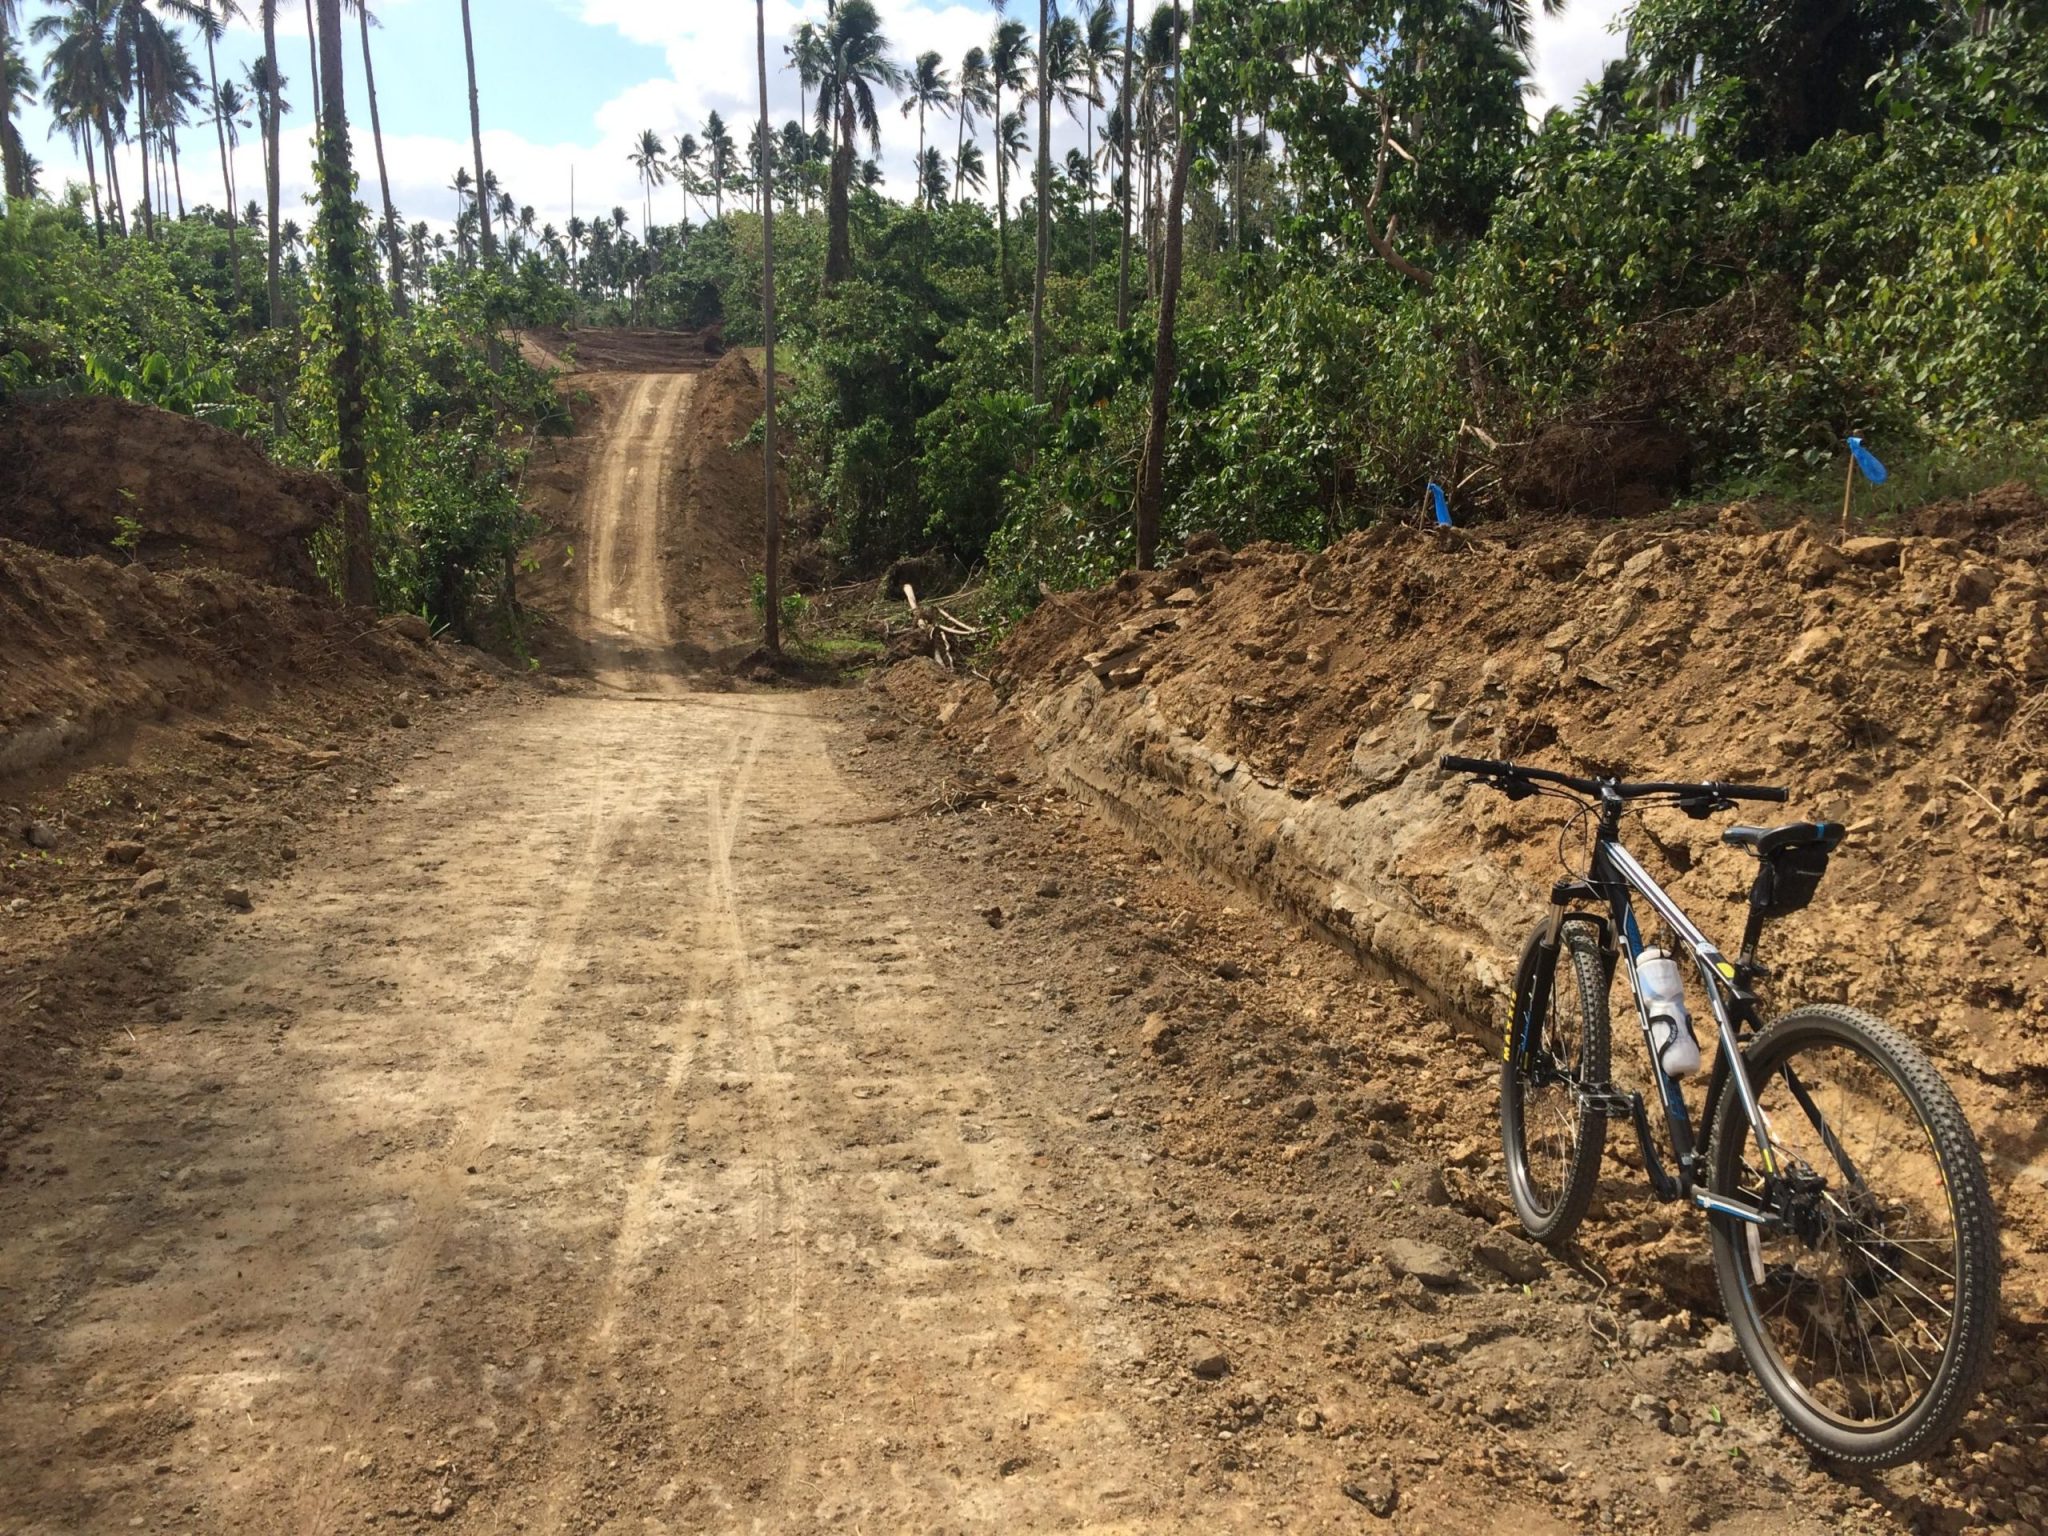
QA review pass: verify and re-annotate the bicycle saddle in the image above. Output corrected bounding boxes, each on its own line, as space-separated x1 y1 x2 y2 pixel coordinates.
1721 821 1844 855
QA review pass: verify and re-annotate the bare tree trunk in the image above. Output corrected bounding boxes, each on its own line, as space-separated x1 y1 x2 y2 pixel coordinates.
101 111 126 234
359 2 407 314
1135 2 1193 572
825 98 853 285
304 0 321 124
315 0 373 608
993 82 1007 305
954 96 966 202
263 4 283 329
1116 0 1134 329
756 0 781 657
171 122 186 218
205 26 242 312
460 0 492 260
1031 0 1049 402
133 57 155 239
83 145 105 243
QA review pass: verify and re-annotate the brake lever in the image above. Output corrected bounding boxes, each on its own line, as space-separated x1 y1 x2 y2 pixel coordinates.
1495 777 1537 802
1674 795 1735 820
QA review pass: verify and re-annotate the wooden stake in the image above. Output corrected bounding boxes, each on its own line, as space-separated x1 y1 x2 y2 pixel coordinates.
1841 444 1856 536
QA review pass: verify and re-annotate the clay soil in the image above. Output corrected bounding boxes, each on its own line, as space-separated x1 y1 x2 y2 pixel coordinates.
3 352 2042 1536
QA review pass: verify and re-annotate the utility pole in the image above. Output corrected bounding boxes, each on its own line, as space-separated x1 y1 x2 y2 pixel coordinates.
756 0 781 656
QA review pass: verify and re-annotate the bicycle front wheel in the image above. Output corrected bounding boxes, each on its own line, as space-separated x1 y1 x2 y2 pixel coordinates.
1707 1004 1999 1465
1500 917 1610 1246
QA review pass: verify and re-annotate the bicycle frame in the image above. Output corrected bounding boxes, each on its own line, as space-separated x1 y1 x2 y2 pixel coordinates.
1517 812 1783 1225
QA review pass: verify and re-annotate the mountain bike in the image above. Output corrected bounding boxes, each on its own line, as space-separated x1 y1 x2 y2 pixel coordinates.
1440 754 1999 1466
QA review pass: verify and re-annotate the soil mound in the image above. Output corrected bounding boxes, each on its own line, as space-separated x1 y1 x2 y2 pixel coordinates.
0 538 481 780
673 351 783 656
926 495 2048 1325
517 326 719 375
0 396 337 590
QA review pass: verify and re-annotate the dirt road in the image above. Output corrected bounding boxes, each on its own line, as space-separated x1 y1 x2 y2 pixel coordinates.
0 371 1283 1534
0 368 2004 1536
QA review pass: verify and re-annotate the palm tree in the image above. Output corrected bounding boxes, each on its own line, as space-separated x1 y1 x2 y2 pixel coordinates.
308 0 373 604
344 0 405 312
1080 0 1116 264
114 0 208 239
459 0 491 259
449 164 473 225
987 17 1032 303
918 145 949 207
900 50 951 208
147 34 202 219
1136 0 1192 571
671 131 706 221
814 0 900 285
2 33 35 204
565 213 585 282
785 18 823 144
34 0 129 235
194 4 243 293
953 44 991 202
704 109 735 218
1115 0 1135 327
1034 7 1089 400
258 0 283 324
956 137 987 198
48 69 106 236
755 0 781 655
629 126 665 235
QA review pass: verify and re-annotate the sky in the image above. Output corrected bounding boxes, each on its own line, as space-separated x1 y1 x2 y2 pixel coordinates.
12 0 1634 240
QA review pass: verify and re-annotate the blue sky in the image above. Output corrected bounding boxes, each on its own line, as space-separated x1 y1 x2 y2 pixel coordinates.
14 0 1631 237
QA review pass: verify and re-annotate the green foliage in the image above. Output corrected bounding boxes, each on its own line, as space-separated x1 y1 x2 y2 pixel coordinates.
750 570 810 632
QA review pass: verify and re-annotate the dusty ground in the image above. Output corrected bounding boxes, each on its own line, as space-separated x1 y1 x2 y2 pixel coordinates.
4 352 2041 1536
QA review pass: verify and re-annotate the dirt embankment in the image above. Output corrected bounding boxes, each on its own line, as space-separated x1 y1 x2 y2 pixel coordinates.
890 491 2048 1329
0 396 338 590
1 401 519 1137
515 325 721 375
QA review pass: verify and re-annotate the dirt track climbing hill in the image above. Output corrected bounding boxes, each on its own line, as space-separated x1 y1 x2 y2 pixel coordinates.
3 354 2040 1534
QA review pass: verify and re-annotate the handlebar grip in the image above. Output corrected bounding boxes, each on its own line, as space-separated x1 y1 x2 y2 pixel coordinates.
1440 754 1505 776
1718 783 1789 803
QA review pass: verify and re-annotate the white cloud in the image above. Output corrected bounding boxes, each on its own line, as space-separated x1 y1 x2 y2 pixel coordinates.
1525 0 1632 117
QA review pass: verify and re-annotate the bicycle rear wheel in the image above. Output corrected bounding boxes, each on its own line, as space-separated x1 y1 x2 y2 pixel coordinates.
1706 1004 1999 1465
1500 917 1610 1246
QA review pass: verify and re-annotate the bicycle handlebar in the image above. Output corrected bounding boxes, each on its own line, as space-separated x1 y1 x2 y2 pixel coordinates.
1439 754 1788 804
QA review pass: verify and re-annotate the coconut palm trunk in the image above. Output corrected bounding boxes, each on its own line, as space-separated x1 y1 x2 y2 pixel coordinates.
303 0 320 122
263 1 283 327
100 106 125 234
204 22 241 310
460 0 492 259
1032 0 1048 402
1135 0 1193 572
314 0 372 606
756 0 781 656
1115 0 1133 329
170 120 185 216
131 49 154 238
357 1 406 313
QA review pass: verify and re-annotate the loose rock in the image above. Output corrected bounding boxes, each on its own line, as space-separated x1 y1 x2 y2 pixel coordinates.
1382 1238 1460 1289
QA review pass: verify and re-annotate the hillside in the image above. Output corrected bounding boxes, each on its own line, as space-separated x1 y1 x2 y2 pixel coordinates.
889 493 2048 1343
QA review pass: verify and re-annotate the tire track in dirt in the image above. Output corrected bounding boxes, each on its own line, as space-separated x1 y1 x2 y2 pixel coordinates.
0 359 1319 1536
577 371 694 693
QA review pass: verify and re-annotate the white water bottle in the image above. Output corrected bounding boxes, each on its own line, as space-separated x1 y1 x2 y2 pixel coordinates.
1639 948 1701 1078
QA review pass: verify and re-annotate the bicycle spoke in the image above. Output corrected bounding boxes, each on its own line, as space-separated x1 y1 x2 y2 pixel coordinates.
1735 1035 1961 1431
